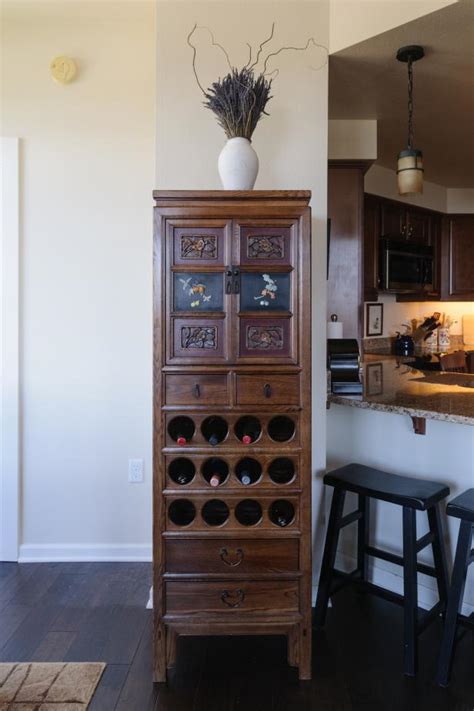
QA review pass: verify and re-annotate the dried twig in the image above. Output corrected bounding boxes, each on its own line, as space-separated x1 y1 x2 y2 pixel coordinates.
262 36 328 74
187 23 205 94
249 22 275 70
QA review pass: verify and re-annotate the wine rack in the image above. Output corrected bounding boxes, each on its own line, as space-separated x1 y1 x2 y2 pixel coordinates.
153 191 312 681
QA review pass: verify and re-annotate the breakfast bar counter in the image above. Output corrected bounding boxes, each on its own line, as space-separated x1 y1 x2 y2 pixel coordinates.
328 355 474 426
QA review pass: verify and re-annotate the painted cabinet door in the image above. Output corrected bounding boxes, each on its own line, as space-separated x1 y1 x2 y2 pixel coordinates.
233 219 298 364
165 219 232 363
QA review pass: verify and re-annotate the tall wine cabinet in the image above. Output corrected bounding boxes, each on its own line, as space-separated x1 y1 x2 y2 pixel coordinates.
153 191 312 681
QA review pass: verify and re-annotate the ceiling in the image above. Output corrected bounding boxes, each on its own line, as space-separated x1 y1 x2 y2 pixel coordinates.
329 0 474 187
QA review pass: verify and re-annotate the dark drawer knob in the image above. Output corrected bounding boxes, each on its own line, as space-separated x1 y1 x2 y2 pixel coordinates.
263 383 272 398
219 547 243 567
220 588 245 608
193 383 201 399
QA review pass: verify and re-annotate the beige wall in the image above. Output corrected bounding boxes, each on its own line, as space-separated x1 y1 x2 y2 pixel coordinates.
328 119 377 159
156 0 330 589
2 0 156 559
329 0 457 54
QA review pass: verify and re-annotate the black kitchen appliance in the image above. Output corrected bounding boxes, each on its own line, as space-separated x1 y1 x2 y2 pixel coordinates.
380 238 434 293
327 339 362 395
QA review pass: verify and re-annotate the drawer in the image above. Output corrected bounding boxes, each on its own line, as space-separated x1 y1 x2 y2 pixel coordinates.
165 538 299 574
235 374 300 405
165 580 299 615
165 374 229 405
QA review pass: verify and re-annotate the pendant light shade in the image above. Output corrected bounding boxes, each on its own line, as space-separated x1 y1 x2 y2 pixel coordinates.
397 148 423 195
396 45 424 195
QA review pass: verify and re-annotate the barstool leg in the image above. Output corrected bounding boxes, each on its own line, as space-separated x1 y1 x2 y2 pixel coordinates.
357 494 370 582
427 504 449 607
403 507 418 676
437 521 473 687
314 488 346 629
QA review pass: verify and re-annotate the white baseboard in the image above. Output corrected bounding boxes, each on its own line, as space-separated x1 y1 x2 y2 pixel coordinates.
18 543 152 563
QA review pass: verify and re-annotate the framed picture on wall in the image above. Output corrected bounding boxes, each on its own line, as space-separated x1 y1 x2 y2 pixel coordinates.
366 362 383 396
366 302 384 337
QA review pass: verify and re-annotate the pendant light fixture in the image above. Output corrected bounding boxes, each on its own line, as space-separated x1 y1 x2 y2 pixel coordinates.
396 45 424 195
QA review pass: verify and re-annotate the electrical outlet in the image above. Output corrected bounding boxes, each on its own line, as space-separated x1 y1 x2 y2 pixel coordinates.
128 458 144 483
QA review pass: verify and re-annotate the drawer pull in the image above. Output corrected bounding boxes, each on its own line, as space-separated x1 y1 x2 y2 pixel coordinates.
219 547 243 567
220 588 245 608
193 383 201 399
263 383 272 398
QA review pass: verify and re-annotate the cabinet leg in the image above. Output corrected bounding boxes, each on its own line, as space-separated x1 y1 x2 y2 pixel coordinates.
166 628 178 669
297 624 312 680
287 626 299 668
153 624 167 683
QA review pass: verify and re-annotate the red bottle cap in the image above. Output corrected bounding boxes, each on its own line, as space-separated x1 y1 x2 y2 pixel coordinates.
209 474 220 487
177 436 186 446
242 435 252 445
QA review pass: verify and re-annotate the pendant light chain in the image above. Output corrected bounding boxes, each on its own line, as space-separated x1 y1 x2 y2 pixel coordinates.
407 56 414 150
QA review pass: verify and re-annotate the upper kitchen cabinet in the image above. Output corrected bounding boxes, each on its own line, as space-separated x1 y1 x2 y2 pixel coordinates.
441 214 474 300
379 197 433 245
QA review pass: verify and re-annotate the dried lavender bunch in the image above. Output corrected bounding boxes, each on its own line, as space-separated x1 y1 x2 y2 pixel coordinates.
203 67 272 140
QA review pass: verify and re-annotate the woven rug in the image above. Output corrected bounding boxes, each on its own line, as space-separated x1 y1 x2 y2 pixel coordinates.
0 663 105 710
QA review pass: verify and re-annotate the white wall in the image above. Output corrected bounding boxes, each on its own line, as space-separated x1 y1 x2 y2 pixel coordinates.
327 405 474 613
156 0 330 590
365 163 447 212
2 0 156 560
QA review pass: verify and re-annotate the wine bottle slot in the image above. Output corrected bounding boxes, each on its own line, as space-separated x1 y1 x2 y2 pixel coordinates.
268 416 295 443
269 500 295 527
202 458 229 487
169 458 195 486
201 416 228 445
235 416 262 445
202 499 229 527
168 416 195 445
268 457 295 485
168 499 196 527
235 458 262 486
235 499 262 527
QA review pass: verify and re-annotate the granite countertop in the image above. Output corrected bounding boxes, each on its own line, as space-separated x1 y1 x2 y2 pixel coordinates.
328 355 474 426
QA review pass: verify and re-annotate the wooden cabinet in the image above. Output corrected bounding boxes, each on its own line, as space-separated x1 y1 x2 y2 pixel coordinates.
441 214 474 299
153 191 312 682
379 199 432 245
364 194 444 301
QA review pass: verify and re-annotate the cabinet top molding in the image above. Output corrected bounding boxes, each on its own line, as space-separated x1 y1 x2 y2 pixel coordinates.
153 190 311 206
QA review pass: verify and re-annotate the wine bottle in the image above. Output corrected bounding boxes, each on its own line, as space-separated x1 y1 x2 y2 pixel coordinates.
208 433 219 447
240 428 259 444
238 470 252 486
209 472 221 487
176 473 189 485
176 434 187 446
270 500 294 528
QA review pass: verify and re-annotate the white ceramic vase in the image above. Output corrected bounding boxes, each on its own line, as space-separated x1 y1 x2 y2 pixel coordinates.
218 137 259 190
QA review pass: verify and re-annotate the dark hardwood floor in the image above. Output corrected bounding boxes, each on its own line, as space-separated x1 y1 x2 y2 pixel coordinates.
0 562 472 710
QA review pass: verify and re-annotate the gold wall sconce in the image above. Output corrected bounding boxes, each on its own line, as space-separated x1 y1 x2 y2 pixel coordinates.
50 56 78 85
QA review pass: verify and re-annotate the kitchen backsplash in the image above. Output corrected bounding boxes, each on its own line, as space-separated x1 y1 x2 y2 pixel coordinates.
364 296 474 340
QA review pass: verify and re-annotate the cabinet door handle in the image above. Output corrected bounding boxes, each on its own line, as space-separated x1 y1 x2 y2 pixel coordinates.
232 269 240 294
264 383 272 398
225 267 233 294
219 547 244 567
221 588 245 607
194 383 201 399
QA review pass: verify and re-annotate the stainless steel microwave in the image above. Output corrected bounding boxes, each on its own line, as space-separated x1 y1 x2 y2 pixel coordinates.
379 238 434 293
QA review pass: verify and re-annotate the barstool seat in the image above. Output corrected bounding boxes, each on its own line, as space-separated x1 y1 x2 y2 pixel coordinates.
446 488 474 523
437 488 474 687
315 463 450 677
325 463 450 510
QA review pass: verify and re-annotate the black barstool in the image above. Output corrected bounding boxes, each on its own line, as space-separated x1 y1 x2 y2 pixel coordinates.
437 488 474 687
314 463 450 676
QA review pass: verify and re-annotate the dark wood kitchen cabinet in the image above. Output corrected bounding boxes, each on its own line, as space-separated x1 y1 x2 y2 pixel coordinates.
364 194 443 301
153 190 313 682
441 214 474 299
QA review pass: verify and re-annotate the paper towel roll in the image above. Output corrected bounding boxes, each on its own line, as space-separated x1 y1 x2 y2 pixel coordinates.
327 320 343 338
